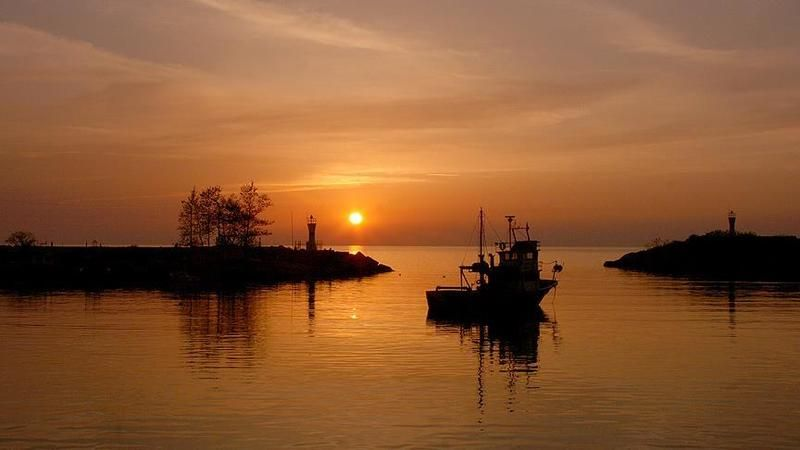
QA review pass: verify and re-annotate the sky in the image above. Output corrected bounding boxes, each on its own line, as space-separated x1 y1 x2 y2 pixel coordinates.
1 0 799 246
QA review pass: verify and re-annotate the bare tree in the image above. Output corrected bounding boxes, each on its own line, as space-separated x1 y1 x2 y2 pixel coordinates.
645 237 669 249
237 181 273 246
5 231 37 247
178 182 273 247
198 186 222 246
177 187 201 247
217 195 243 246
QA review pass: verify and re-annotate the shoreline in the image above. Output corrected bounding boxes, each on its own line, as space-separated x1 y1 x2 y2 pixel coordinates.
604 231 800 281
0 245 393 290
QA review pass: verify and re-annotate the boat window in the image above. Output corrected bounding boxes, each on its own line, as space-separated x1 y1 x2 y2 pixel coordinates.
526 252 534 260
511 253 518 260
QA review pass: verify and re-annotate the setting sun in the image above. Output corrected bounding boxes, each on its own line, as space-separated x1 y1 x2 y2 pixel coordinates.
348 211 364 226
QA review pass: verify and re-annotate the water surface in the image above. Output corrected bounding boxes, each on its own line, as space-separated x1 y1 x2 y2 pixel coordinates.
1 247 799 448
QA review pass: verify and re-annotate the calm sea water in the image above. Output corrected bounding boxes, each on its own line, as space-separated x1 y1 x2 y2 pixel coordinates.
1 247 799 448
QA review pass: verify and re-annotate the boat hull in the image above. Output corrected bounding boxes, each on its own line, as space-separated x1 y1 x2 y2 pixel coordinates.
426 279 557 317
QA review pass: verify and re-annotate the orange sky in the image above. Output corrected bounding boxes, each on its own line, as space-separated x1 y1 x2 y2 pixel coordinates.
1 0 799 245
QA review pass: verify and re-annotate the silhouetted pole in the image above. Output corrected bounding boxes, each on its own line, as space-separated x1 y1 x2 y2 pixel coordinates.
728 210 736 236
478 208 485 286
505 215 515 246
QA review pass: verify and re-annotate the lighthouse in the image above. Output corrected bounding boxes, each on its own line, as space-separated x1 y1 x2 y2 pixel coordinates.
306 215 317 251
728 210 736 236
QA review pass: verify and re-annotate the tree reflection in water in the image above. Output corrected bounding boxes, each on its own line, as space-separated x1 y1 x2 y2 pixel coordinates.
175 290 260 374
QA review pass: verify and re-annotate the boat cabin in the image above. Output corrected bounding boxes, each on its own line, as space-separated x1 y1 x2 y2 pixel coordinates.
498 241 539 267
492 239 541 281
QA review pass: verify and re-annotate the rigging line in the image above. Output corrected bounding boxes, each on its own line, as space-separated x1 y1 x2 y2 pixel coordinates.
461 212 480 266
485 213 504 244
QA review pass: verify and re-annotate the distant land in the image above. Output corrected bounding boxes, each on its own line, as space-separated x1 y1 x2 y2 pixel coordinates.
604 231 800 281
0 182 394 290
0 246 392 290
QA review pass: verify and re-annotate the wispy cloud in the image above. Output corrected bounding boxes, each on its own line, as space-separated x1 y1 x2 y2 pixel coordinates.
0 22 197 83
261 171 437 193
258 168 540 193
188 0 411 52
574 1 738 64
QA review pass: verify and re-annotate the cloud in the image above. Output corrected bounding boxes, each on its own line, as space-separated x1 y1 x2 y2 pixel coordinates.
0 22 196 84
187 0 411 52
261 172 431 193
186 77 635 138
0 22 235 158
258 168 527 193
573 1 738 64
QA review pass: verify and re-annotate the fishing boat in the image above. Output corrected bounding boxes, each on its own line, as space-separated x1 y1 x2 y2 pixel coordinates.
426 209 561 316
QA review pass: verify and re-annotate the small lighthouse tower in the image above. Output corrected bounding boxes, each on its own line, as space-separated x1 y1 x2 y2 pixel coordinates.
306 215 317 251
728 210 736 236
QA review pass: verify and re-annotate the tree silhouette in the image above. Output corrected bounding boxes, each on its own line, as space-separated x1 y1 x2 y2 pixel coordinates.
237 181 273 247
198 186 222 246
217 195 243 246
177 187 201 247
178 183 273 247
5 231 37 247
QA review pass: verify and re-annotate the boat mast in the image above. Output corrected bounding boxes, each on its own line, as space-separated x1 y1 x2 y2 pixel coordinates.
478 208 486 286
479 208 485 261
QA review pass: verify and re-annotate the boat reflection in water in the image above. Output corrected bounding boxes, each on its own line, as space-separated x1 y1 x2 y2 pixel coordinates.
427 306 553 414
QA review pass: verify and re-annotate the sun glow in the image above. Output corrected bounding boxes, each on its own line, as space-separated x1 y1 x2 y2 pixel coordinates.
348 211 364 225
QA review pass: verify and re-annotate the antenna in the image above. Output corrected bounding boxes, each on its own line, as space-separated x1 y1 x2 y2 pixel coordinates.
505 215 515 246
290 211 294 249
